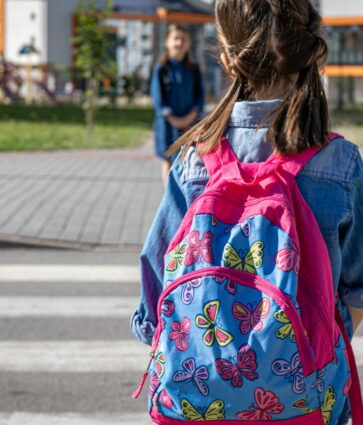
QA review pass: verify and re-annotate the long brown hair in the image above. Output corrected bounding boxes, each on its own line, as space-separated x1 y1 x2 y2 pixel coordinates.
168 0 329 158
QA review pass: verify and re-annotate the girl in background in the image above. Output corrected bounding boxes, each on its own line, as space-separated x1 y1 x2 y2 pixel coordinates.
151 24 204 186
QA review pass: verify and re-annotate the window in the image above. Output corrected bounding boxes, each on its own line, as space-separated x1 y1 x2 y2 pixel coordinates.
325 26 363 65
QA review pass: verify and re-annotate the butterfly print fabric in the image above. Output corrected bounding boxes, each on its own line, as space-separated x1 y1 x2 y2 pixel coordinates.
160 389 174 410
144 211 352 423
173 358 209 396
223 241 264 274
181 399 225 421
161 300 175 317
151 272 325 421
215 344 258 388
168 317 191 352
155 353 165 379
184 231 214 266
232 298 270 334
181 279 202 304
166 242 187 273
272 352 305 394
274 244 300 275
274 309 296 343
236 387 285 420
195 300 234 347
215 276 238 295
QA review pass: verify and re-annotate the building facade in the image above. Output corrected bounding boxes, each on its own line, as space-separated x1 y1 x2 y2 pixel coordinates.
1 0 363 103
320 0 363 104
0 0 216 97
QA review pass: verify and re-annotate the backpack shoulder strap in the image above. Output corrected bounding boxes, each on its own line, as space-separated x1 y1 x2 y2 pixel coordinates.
271 132 344 177
335 307 363 425
199 132 344 179
198 136 240 177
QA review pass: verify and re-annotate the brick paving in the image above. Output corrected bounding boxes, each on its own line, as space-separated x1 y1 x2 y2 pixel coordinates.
0 140 163 249
0 144 361 250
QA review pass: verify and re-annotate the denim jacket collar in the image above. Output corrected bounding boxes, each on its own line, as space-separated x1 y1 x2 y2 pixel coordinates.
229 100 283 128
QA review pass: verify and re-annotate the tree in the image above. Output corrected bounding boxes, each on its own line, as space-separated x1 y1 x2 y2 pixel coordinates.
73 0 116 144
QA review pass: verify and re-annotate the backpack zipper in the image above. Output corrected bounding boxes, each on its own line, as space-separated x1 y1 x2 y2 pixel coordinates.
133 267 315 398
132 351 155 399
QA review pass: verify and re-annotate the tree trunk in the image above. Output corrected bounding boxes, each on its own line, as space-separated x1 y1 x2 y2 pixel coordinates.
84 77 98 146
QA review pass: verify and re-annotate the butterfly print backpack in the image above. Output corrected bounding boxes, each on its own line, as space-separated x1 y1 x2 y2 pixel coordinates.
133 134 363 425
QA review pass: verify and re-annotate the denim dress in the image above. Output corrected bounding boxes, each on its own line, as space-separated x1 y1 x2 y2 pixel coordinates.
131 100 363 423
150 59 204 159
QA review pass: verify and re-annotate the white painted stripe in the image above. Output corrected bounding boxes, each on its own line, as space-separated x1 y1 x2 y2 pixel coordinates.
0 297 139 317
1 412 152 425
352 336 363 365
0 414 11 425
0 338 360 374
0 266 139 283
0 341 150 372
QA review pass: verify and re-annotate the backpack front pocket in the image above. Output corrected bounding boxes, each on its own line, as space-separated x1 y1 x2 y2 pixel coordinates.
149 267 320 422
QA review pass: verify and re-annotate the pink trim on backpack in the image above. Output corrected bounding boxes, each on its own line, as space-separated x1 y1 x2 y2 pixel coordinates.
336 308 363 425
199 132 343 179
269 132 343 177
166 196 298 256
291 179 338 368
151 408 325 425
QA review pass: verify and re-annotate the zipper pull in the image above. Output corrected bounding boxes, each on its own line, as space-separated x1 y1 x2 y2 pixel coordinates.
132 351 155 399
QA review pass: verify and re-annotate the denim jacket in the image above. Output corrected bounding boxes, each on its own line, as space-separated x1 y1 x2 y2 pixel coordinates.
131 100 363 347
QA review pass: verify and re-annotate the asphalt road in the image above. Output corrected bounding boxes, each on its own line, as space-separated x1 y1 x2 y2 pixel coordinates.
0 249 152 424
0 249 361 425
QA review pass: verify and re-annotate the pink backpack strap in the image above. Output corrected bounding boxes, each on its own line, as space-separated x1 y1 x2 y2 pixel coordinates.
268 132 344 177
199 132 343 178
198 136 239 177
335 307 363 424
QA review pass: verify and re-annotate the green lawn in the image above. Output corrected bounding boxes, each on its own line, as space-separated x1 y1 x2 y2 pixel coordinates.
331 108 363 147
0 104 361 151
0 104 153 151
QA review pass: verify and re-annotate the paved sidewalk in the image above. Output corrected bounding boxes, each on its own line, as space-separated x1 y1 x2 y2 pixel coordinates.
1 143 361 250
0 139 163 250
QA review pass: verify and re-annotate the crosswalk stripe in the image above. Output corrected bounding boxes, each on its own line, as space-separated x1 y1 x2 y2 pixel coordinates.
0 341 150 372
352 336 363 365
0 414 10 425
0 339 361 373
0 297 139 317
0 266 140 283
0 412 152 425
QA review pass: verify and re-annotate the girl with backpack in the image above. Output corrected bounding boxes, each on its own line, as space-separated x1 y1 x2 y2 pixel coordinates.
132 1 363 424
150 24 205 186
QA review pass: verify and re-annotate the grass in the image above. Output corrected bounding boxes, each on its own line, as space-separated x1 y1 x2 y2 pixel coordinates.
331 108 363 147
0 103 362 151
0 104 153 151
